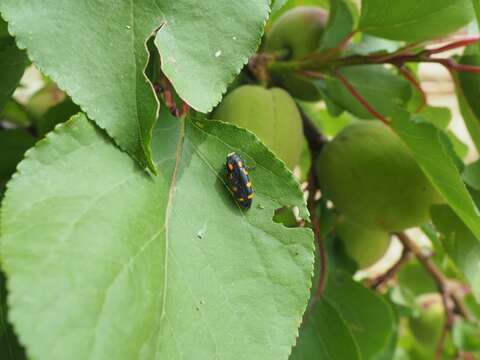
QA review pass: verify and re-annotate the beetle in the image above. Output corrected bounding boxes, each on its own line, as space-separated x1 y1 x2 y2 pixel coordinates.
225 152 254 209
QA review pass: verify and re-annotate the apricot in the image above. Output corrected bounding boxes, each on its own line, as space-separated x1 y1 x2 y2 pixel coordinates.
212 85 304 169
317 121 441 231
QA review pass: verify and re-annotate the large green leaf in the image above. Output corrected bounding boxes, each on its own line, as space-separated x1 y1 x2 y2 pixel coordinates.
391 112 480 241
431 204 480 301
324 65 411 119
290 299 361 360
359 0 474 42
1 112 314 360
0 1 269 170
324 271 396 360
0 18 28 112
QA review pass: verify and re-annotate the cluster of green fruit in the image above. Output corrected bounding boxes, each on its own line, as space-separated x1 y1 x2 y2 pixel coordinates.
212 6 441 269
320 122 442 268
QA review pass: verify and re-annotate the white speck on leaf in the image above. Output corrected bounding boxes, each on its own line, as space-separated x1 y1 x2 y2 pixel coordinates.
196 223 207 239
126 25 131 29
232 36 237 40
215 50 222 58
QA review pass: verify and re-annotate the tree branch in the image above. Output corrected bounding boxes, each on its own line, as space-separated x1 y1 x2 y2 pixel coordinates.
395 232 470 359
299 107 328 307
267 35 480 76
369 247 413 290
299 108 328 154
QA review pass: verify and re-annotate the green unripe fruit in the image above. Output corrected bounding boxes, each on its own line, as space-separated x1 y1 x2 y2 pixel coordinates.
409 294 445 346
266 6 328 60
266 6 328 101
212 85 304 169
317 121 441 231
336 218 391 269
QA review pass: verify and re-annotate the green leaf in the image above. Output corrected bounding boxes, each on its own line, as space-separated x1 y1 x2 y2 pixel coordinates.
271 0 289 15
447 130 469 161
0 129 35 196
431 204 480 302
0 1 269 170
359 0 474 42
456 49 480 154
463 160 480 191
397 260 437 304
391 112 480 242
471 0 480 38
0 271 26 360
321 0 357 51
0 17 28 112
348 34 402 56
1 112 314 360
416 106 452 130
324 65 411 119
154 2 269 113
290 299 361 360
298 101 354 137
324 271 396 359
452 319 480 352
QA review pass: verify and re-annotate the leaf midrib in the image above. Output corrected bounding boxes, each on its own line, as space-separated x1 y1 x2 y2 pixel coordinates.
160 117 186 320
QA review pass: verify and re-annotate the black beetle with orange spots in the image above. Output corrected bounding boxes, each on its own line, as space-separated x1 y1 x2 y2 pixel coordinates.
225 152 254 209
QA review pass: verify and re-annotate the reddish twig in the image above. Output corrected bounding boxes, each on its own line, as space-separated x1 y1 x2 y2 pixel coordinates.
334 69 390 125
390 56 480 74
180 101 190 117
397 66 427 113
424 35 480 56
426 58 480 74
299 70 326 79
370 247 413 290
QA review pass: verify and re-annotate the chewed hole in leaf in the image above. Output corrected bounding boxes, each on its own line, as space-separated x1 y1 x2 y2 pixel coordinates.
273 206 301 227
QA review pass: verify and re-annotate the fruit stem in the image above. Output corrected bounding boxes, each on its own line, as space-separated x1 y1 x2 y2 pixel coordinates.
369 247 413 290
334 69 390 125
